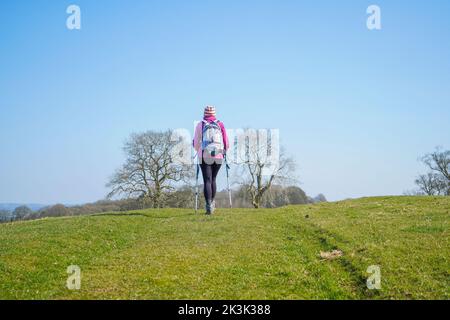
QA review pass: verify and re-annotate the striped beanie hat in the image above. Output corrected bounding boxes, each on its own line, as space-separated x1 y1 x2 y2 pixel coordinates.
204 105 216 117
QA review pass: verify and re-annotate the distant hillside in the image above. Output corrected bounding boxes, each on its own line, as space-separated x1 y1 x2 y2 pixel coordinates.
0 203 47 212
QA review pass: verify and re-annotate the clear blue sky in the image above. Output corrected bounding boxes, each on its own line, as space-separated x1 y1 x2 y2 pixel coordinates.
1 0 449 204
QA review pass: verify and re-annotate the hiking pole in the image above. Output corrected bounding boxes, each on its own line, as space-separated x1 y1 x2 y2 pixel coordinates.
195 157 200 213
224 154 232 208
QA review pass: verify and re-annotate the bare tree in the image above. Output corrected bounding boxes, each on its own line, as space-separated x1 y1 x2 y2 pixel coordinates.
107 130 192 208
0 210 11 222
235 129 297 208
415 147 450 196
422 148 450 180
40 204 70 218
13 205 34 220
415 173 440 196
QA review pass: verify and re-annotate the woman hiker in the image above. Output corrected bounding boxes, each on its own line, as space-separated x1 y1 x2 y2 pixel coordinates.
193 106 229 215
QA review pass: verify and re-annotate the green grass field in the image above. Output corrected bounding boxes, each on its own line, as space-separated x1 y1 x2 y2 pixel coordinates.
0 196 448 300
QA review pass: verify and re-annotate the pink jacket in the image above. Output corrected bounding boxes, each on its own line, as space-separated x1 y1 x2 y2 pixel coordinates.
193 116 229 160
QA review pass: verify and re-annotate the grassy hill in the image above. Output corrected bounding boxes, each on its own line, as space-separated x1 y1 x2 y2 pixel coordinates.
0 196 448 300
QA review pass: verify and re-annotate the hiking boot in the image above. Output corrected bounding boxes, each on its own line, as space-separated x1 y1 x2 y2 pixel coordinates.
211 200 216 214
205 202 212 215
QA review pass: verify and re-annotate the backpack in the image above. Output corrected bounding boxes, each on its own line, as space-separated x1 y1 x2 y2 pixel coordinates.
201 120 224 157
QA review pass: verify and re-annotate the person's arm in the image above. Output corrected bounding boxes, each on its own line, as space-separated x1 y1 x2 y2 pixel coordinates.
193 121 202 154
220 122 229 152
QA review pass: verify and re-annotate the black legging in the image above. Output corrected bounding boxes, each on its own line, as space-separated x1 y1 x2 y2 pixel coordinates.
200 162 222 204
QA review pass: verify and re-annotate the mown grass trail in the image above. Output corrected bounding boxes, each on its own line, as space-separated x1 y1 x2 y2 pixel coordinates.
0 196 448 299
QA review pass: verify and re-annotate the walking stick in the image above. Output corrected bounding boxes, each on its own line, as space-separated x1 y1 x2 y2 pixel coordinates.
224 154 232 208
195 157 200 213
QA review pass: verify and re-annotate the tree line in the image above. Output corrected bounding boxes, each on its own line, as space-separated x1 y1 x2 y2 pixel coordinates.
0 186 326 223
